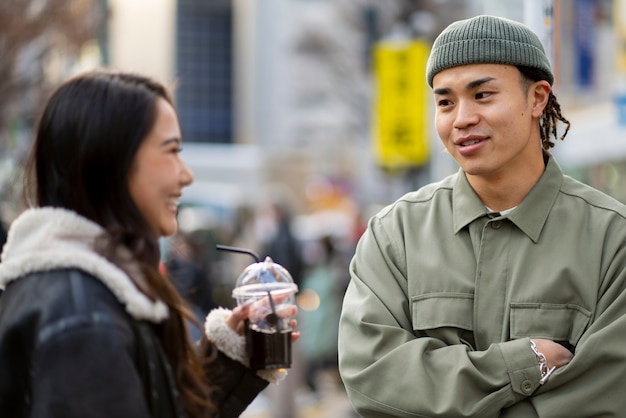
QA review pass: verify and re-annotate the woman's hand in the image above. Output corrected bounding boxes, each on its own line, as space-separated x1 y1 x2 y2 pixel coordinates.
226 303 249 335
226 303 300 342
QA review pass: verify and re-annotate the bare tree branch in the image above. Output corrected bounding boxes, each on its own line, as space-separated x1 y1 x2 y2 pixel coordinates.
0 0 102 147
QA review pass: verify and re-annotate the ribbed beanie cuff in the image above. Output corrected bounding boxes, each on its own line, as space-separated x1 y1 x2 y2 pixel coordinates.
426 15 554 87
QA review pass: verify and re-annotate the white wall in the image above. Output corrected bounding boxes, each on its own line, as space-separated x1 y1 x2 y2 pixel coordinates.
108 0 175 85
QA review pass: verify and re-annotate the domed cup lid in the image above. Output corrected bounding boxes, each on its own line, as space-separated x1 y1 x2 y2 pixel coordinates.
232 256 298 299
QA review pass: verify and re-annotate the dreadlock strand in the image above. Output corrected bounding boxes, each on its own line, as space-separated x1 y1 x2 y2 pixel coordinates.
540 92 571 150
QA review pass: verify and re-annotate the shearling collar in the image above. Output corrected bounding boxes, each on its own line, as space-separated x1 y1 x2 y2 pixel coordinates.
0 207 168 323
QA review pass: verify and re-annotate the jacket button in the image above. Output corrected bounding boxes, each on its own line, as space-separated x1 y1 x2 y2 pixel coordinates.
521 380 534 394
491 221 503 229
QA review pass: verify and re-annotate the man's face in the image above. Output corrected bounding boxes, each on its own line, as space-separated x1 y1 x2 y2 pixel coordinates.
432 63 548 182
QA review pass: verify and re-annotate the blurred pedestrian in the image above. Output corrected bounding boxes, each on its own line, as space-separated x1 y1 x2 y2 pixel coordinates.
0 218 5 299
225 203 263 287
0 69 295 418
339 15 626 417
257 199 304 287
165 231 217 341
298 235 344 394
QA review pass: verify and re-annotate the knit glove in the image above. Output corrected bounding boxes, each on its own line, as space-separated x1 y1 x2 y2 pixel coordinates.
204 307 287 384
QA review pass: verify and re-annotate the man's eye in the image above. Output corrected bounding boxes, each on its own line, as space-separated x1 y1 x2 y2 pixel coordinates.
437 99 452 107
475 92 491 99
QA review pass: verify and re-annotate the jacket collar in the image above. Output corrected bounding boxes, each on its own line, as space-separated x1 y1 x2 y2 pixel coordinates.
453 154 562 243
0 207 168 323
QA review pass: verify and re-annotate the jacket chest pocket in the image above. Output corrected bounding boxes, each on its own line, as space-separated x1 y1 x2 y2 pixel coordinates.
411 293 475 347
509 303 591 347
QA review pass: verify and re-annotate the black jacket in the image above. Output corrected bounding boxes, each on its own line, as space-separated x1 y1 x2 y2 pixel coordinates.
0 208 269 418
0 269 267 418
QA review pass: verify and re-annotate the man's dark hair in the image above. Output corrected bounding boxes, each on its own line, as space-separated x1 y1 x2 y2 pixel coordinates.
517 65 571 150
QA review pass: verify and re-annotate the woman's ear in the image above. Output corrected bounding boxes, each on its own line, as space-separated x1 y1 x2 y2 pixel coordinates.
531 80 551 117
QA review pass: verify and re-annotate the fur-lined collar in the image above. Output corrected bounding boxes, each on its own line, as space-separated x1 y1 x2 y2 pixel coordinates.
0 207 168 323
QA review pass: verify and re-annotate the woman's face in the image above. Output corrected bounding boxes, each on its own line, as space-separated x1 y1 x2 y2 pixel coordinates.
128 98 194 237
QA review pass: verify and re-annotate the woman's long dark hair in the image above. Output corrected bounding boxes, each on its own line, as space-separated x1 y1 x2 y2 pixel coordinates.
23 69 217 417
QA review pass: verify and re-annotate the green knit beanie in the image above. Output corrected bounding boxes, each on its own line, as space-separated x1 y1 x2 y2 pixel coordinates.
426 15 554 87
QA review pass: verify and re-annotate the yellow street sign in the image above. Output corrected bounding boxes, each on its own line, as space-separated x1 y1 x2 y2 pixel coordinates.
616 0 626 73
372 39 430 170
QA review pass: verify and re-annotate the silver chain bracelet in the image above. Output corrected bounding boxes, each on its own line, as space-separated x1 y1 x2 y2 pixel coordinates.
530 339 556 385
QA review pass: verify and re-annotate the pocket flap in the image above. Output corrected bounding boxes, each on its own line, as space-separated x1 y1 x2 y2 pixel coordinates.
510 303 591 346
412 293 474 331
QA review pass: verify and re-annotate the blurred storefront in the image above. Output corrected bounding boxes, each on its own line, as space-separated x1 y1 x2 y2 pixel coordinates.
3 0 624 232
4 0 626 218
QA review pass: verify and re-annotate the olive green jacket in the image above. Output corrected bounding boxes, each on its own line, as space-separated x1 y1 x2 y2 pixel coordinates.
339 156 626 417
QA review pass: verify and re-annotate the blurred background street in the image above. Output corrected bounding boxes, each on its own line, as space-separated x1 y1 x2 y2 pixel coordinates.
2 0 626 416
240 369 357 418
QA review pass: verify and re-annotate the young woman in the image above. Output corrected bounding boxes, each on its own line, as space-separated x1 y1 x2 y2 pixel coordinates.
0 69 290 418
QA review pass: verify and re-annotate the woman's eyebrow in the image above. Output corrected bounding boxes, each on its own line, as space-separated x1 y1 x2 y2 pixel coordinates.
161 137 181 147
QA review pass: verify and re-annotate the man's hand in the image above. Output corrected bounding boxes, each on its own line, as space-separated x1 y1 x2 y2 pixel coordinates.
531 338 573 369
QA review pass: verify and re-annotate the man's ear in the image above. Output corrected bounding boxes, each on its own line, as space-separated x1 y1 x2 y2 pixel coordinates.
531 80 551 117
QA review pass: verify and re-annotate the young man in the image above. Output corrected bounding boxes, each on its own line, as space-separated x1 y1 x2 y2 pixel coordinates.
339 15 626 417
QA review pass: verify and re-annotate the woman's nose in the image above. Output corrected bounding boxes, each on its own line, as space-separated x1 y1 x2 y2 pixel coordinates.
181 160 194 186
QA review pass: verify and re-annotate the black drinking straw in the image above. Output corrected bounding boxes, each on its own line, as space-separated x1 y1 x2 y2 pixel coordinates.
217 244 280 330
216 244 261 263
266 290 281 331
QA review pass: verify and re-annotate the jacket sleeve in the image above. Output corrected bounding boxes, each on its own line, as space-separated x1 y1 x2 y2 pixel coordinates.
30 314 152 418
522 241 626 416
203 308 279 418
338 217 541 418
209 351 269 418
